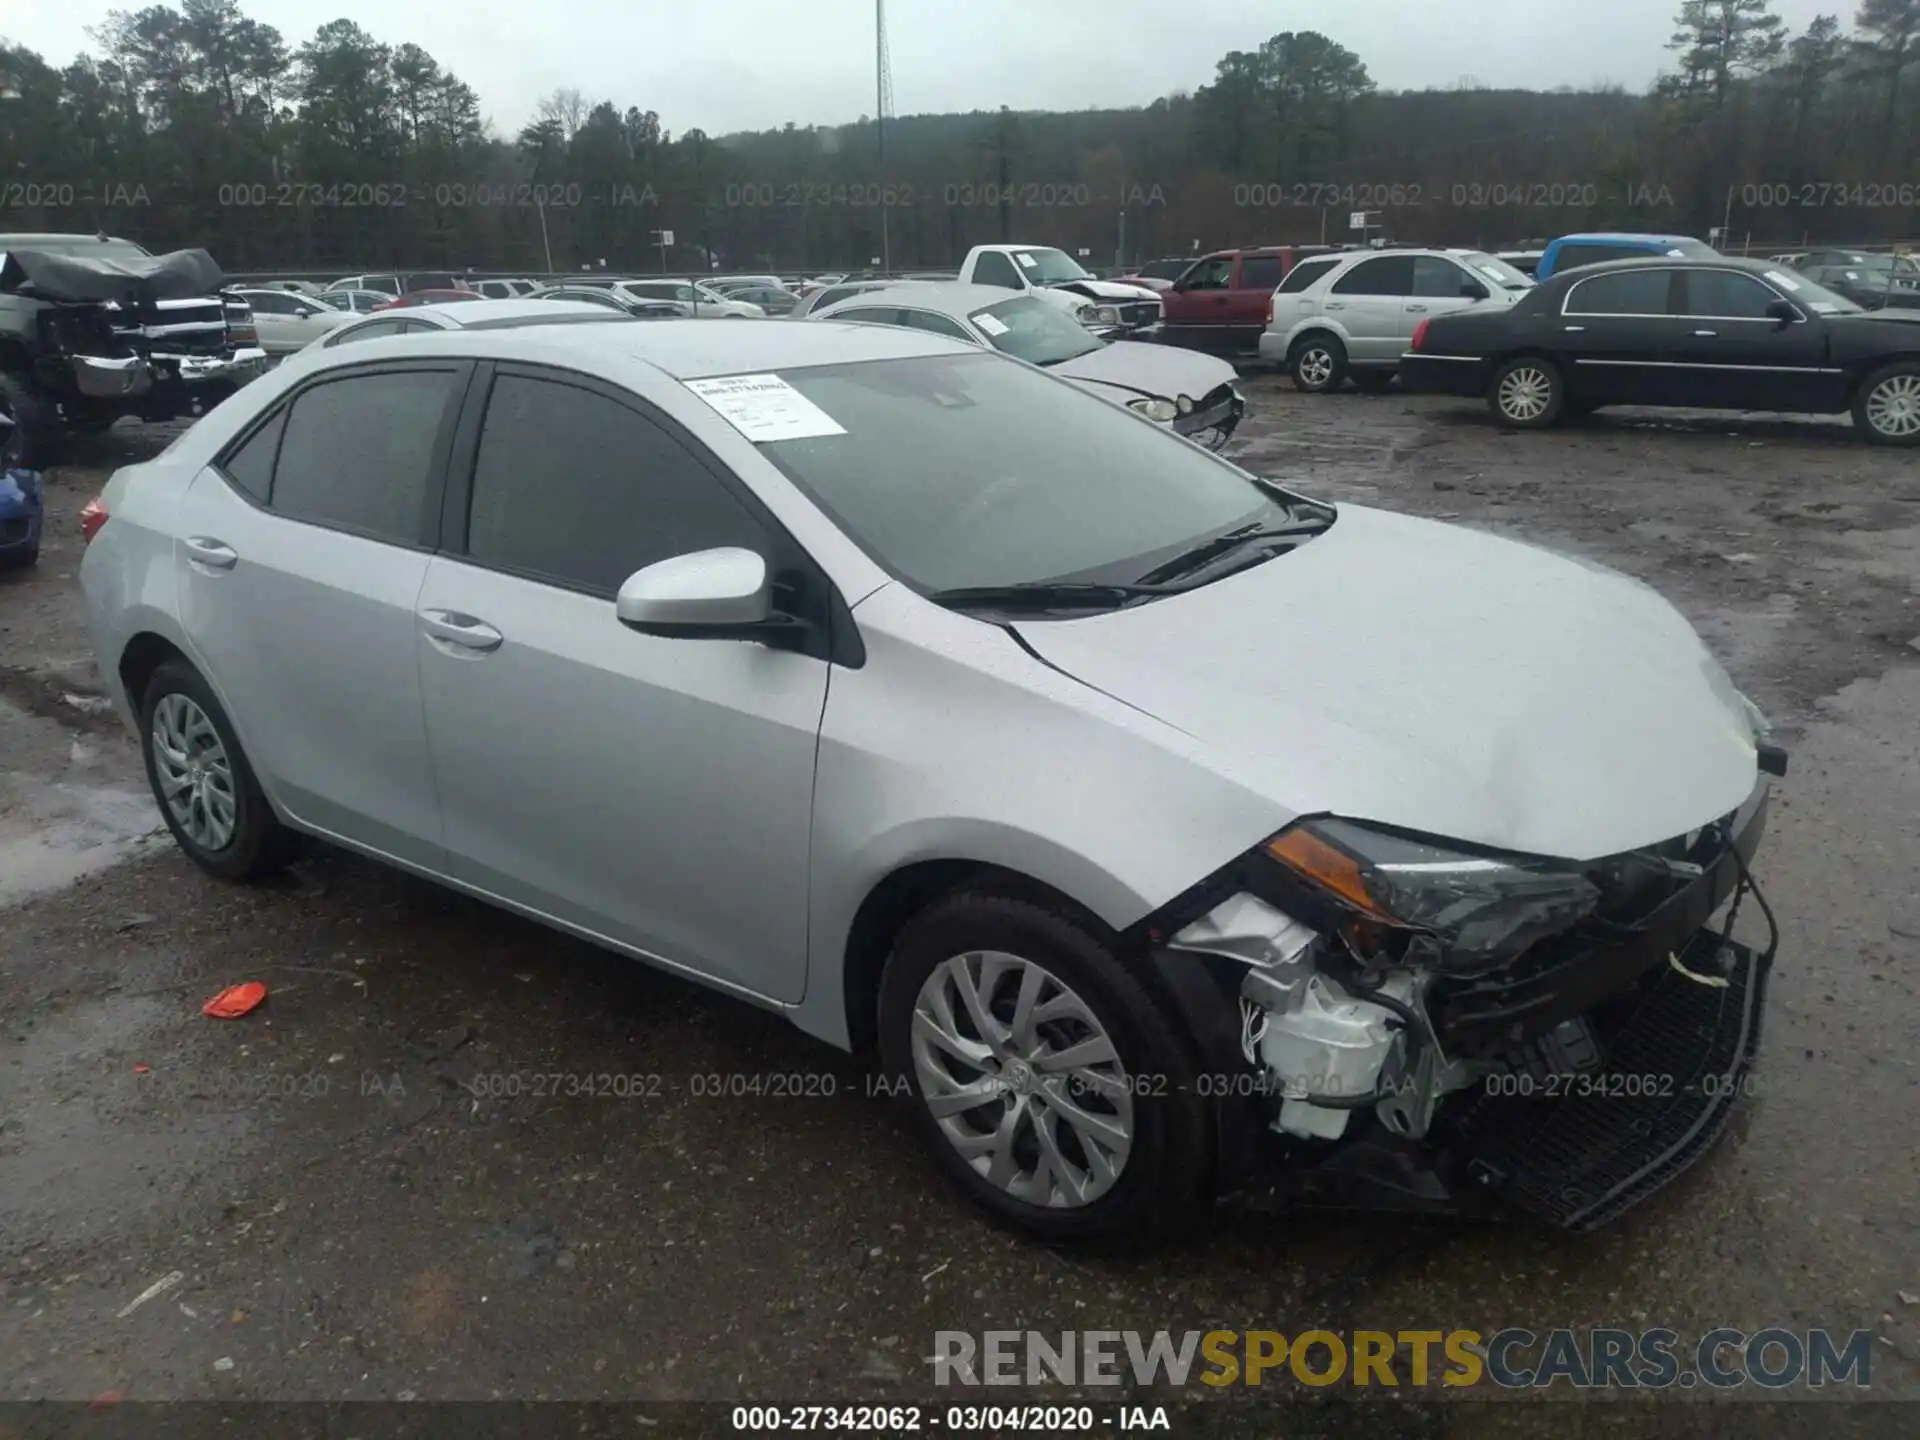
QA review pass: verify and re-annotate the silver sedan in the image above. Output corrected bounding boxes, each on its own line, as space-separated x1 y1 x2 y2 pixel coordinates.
77 319 1780 1244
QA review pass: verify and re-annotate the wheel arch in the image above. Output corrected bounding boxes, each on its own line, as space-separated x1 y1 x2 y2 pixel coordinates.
118 630 192 714
1846 352 1920 403
834 858 1122 1057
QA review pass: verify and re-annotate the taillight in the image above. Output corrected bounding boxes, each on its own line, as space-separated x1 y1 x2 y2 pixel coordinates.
80 494 109 544
1266 294 1275 326
1411 318 1431 351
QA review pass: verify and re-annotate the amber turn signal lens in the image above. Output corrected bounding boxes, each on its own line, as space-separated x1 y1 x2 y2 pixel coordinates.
79 495 110 545
1266 828 1393 919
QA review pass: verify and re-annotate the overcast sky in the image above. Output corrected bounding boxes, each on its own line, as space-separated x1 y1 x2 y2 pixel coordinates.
7 0 1847 136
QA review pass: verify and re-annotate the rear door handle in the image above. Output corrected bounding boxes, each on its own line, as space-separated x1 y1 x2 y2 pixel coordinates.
419 609 504 654
1406 304 1428 313
184 536 237 571
1325 302 1346 311
1563 325 1586 333
1692 329 1718 337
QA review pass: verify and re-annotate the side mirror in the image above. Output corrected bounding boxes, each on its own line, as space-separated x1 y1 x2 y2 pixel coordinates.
616 547 789 641
1766 298 1798 327
1461 281 1490 300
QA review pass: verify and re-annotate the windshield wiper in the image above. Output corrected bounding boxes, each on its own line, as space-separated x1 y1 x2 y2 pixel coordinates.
927 581 1169 612
1133 512 1334 587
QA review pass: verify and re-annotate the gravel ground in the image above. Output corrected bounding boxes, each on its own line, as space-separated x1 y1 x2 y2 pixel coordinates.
1 384 1917 1430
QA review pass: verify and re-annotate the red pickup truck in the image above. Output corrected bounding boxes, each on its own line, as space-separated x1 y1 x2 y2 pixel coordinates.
1159 245 1338 354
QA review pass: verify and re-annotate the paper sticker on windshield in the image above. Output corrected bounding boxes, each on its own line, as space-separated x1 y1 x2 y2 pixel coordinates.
974 312 1010 336
685 374 846 442
1764 270 1802 291
1014 251 1038 269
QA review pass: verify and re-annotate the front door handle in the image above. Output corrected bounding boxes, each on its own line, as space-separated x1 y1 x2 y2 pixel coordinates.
1406 304 1428 313
184 536 237 571
1325 302 1346 311
1563 325 1586 333
419 609 504 654
1693 329 1718 337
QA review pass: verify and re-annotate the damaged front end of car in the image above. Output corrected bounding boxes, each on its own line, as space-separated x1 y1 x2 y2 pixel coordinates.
1133 762 1783 1231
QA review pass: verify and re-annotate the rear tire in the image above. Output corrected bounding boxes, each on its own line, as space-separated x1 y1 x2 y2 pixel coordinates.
1289 334 1348 394
1854 362 1920 446
877 889 1212 1248
138 659 301 882
1488 356 1566 429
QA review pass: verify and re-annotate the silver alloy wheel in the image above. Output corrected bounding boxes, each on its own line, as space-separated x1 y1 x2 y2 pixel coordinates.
1864 373 1920 439
1297 346 1336 389
910 951 1134 1208
1498 364 1554 421
150 693 238 852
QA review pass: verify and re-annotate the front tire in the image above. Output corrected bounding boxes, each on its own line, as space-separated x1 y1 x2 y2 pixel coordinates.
1488 356 1566 429
1289 334 1348 394
878 890 1212 1247
138 659 300 882
1854 362 1920 446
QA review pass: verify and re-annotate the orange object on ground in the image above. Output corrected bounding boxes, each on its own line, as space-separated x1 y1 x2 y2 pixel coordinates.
202 982 268 1019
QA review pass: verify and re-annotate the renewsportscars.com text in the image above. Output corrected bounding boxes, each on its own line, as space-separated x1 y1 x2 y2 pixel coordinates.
930 1328 1874 1390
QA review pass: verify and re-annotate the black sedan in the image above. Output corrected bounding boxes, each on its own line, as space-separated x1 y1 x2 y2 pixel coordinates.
1399 256 1920 445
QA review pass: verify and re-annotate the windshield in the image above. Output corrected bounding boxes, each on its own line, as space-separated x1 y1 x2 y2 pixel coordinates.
1140 259 1189 280
1461 252 1535 289
969 296 1105 366
3 236 153 261
1014 248 1094 284
745 352 1293 595
1761 267 1864 315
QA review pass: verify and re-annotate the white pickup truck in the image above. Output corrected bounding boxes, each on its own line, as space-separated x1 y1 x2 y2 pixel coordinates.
955 244 1164 339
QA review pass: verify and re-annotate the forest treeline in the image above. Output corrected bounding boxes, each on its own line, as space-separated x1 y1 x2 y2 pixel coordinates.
0 0 1914 274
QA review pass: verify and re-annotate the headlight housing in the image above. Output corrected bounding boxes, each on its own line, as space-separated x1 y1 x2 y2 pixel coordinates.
1128 396 1180 423
1175 394 1195 415
1265 818 1601 971
1087 305 1122 326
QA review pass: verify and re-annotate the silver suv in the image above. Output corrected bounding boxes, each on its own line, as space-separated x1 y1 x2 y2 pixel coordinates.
1261 248 1534 393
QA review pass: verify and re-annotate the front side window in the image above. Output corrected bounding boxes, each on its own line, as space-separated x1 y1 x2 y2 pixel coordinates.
270 370 457 542
464 374 764 595
1182 258 1233 291
971 252 1023 289
245 291 297 315
328 318 411 345
754 353 1286 594
1563 269 1676 316
1679 270 1780 320
1411 256 1476 298
969 296 1103 366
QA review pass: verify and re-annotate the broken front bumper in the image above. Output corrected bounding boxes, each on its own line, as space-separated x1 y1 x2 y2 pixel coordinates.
1173 387 1247 451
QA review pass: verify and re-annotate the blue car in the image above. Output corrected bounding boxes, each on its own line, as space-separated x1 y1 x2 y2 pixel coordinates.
1536 233 1717 281
1 468 44 568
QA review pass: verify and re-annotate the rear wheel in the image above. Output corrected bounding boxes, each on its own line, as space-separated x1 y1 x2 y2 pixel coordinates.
1854 363 1920 446
878 890 1212 1247
138 659 301 882
1488 356 1566 429
1289 334 1347 394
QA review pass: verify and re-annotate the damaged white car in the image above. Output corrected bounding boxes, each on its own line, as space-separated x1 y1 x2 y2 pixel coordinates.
78 319 1783 1245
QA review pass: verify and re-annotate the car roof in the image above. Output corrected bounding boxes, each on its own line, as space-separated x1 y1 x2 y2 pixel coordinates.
313 316 965 379
345 297 611 328
1544 254 1784 282
1552 232 1703 246
817 281 981 314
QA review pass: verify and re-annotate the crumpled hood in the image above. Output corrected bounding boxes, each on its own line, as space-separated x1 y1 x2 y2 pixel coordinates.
0 248 225 306
1047 278 1162 303
1013 504 1761 861
1051 341 1238 404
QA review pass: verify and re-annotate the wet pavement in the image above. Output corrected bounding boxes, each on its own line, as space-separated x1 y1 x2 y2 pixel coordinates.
1 387 1918 1424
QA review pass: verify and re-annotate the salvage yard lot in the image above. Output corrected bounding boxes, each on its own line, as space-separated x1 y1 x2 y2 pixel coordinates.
2 376 1918 1414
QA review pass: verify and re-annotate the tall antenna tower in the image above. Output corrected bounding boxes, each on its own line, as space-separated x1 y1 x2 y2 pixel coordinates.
876 0 894 270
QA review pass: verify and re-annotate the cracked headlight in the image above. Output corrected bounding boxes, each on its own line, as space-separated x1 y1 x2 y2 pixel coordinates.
1128 396 1180 423
1265 818 1601 970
